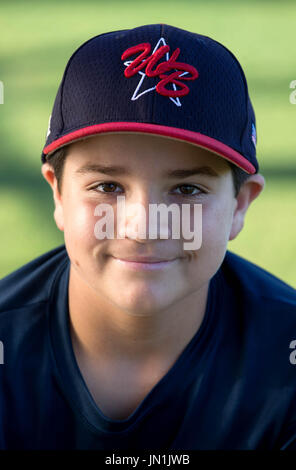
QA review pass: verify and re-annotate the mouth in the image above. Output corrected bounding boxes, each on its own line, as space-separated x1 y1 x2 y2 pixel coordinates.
110 256 179 271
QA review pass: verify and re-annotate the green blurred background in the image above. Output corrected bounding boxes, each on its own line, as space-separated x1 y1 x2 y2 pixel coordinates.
1 0 295 286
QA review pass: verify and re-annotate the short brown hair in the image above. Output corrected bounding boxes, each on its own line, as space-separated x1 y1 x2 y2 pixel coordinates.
45 145 250 198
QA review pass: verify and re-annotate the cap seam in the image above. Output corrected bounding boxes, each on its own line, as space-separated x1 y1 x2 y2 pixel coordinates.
194 33 251 157
58 29 131 134
151 24 164 122
206 37 251 159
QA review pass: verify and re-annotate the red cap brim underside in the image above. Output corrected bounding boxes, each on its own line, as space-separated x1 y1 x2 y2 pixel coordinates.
43 122 256 174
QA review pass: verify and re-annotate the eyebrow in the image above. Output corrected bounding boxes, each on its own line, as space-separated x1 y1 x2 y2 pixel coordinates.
166 166 219 178
75 164 132 176
75 164 219 178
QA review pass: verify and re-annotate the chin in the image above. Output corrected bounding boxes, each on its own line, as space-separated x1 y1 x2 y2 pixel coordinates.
109 285 177 317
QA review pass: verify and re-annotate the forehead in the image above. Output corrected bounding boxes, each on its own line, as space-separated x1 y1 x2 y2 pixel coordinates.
65 133 231 175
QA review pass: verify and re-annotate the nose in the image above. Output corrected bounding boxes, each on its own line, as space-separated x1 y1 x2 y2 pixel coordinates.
115 187 173 243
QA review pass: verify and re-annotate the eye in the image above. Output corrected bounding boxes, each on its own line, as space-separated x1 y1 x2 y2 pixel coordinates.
173 184 204 196
92 182 123 194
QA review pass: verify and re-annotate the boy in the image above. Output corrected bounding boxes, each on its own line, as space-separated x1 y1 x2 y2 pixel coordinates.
0 23 296 450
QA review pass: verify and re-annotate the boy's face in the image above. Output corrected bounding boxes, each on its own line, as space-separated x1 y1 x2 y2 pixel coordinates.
42 133 263 316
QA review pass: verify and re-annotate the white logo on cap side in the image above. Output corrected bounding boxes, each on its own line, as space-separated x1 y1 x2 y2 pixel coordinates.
46 114 52 138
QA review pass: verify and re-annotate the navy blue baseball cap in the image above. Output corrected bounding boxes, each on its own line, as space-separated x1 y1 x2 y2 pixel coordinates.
41 23 258 174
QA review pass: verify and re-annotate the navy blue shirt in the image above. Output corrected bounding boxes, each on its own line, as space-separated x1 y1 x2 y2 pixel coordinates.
0 245 296 450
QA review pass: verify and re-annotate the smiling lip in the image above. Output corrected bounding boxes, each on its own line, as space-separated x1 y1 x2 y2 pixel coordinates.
111 256 179 271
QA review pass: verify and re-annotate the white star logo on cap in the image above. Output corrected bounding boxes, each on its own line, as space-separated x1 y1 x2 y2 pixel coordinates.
123 37 189 107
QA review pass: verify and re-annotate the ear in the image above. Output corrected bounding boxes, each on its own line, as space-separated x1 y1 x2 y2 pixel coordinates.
229 173 265 241
41 163 64 232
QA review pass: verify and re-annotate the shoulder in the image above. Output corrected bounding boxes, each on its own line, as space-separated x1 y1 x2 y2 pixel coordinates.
222 250 296 307
0 244 69 315
219 250 296 341
0 246 69 405
219 252 296 435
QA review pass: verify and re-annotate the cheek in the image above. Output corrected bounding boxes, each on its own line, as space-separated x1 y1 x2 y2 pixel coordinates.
63 198 99 248
201 201 233 248
181 201 234 282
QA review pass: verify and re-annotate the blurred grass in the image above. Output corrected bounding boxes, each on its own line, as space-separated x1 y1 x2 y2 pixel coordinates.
0 0 295 286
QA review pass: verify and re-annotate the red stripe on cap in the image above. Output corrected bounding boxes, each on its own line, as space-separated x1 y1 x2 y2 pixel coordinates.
43 122 256 174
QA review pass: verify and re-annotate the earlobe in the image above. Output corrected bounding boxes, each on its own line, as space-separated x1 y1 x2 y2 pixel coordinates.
229 173 265 241
41 163 65 232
